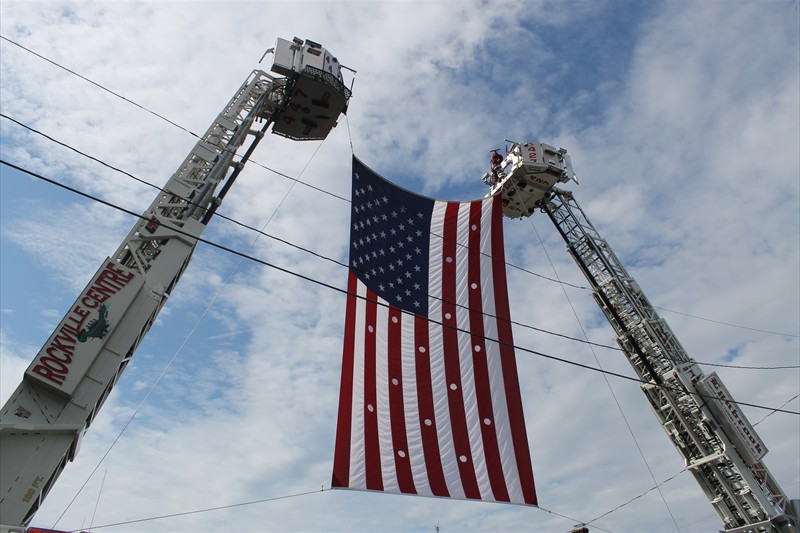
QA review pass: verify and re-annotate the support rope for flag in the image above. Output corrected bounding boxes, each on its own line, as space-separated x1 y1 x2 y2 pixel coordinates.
586 468 688 526
60 485 612 532
67 488 329 531
346 113 355 155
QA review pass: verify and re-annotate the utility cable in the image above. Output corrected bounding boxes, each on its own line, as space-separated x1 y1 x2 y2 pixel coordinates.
8 110 794 358
333 487 613 533
0 35 201 139
6 108 795 378
530 217 682 532
588 389 800 525
8 113 795 371
0 113 347 269
695 361 799 370
0 36 626 294
653 305 799 338
3 158 797 417
0 112 622 353
14 114 788 372
753 394 800 427
2 39 791 336
0 110 577 293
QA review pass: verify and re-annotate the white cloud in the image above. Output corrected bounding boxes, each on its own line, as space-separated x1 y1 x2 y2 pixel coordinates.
1 1 798 532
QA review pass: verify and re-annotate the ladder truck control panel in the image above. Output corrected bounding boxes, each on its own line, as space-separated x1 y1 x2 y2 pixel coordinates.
484 141 799 533
0 37 351 532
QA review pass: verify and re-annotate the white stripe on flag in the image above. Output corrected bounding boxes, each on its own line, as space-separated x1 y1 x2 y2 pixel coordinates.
348 280 367 489
333 156 536 506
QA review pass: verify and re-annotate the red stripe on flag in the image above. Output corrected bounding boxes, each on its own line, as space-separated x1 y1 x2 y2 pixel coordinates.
414 314 449 497
490 197 537 505
363 290 383 491
467 201 511 502
332 272 358 488
442 202 481 500
388 306 416 494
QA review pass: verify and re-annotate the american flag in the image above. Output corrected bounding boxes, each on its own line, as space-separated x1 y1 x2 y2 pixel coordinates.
332 156 537 505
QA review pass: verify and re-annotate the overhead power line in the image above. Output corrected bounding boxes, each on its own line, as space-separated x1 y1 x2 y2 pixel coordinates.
4 33 795 339
0 113 618 353
653 305 799 338
753 394 800 427
696 361 799 371
0 35 201 139
2 158 797 417
3 112 797 375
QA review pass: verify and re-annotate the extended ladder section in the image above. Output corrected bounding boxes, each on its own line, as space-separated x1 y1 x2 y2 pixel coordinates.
0 38 350 530
485 141 798 533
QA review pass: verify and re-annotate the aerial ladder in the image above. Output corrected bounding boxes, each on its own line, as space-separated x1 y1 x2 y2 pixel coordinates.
484 141 799 532
0 37 351 532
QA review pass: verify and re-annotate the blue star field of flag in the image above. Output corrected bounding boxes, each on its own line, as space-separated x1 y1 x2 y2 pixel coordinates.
350 157 434 315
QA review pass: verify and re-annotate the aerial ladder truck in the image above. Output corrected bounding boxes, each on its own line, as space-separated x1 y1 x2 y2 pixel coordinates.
484 141 799 533
0 37 351 532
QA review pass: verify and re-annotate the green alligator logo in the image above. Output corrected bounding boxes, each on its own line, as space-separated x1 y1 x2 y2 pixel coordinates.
78 304 111 342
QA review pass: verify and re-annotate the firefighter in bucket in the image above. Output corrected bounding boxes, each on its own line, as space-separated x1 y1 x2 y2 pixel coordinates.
489 149 504 185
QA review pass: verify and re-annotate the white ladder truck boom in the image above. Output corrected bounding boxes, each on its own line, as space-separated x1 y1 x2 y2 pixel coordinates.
0 37 351 532
483 141 799 532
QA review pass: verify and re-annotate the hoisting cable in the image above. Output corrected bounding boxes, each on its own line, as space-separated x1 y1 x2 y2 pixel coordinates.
49 128 329 527
528 216 682 532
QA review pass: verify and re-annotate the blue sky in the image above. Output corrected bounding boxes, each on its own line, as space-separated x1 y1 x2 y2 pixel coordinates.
1 1 798 532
